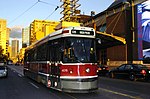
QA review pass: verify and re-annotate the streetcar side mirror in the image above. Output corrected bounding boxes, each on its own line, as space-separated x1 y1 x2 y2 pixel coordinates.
96 38 101 44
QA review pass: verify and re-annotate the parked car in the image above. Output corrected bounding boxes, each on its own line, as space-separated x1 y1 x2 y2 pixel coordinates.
109 64 150 81
0 62 8 78
97 64 109 76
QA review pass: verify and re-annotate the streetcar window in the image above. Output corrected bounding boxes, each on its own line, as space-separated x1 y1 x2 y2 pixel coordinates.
49 39 63 62
63 38 97 63
37 43 47 61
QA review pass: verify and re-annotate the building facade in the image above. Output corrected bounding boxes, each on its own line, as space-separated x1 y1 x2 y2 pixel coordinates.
0 19 7 54
29 20 59 45
6 28 10 57
11 39 19 62
84 0 148 67
22 27 30 48
19 48 25 64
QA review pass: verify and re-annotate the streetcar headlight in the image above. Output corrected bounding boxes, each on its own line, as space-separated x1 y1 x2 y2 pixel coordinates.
69 70 73 74
86 68 90 73
97 70 99 73
69 68 73 74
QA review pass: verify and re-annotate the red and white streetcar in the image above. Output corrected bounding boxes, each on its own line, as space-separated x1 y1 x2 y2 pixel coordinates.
24 26 98 93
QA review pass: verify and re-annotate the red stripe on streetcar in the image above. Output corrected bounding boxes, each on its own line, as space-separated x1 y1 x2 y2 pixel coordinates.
60 64 97 76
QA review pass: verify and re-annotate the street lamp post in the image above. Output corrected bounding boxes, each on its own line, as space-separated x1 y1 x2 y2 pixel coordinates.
124 0 135 64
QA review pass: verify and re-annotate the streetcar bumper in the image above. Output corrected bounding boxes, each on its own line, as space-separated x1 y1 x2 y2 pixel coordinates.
60 77 98 93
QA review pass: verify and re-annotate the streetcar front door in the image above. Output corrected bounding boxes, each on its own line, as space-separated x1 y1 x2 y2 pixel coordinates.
51 62 60 88
50 41 61 88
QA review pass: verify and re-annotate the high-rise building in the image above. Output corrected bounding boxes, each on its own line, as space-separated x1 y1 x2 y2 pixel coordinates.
11 39 19 58
0 19 7 54
30 20 59 45
6 28 10 56
19 48 25 63
22 27 30 48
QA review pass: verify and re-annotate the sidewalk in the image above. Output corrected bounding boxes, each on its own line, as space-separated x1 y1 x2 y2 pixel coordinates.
7 65 24 76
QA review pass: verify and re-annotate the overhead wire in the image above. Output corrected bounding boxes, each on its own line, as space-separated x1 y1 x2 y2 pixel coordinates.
38 0 57 6
8 0 59 26
44 6 59 20
8 1 39 26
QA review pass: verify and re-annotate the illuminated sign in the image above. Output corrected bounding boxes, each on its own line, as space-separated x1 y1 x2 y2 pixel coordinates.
71 30 94 35
137 0 150 62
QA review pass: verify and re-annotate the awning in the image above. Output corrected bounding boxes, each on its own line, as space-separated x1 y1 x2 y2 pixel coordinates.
96 31 126 49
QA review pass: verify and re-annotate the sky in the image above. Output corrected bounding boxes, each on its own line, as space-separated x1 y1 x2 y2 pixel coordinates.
0 0 114 27
0 0 114 48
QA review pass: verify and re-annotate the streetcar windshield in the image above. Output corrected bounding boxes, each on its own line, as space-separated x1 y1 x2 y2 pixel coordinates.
63 38 97 63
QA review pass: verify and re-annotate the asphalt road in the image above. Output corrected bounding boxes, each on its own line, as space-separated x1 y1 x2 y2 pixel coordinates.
0 65 150 99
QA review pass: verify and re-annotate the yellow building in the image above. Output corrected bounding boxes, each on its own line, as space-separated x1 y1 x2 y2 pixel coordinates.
19 48 25 63
30 20 59 45
0 19 7 54
11 39 19 63
6 28 10 56
8 45 11 60
55 21 81 30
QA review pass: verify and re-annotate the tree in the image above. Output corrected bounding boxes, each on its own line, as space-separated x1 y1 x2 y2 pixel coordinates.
0 46 4 61
0 46 4 54
0 46 8 62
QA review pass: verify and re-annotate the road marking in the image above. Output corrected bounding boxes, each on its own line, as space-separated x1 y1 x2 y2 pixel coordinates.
48 91 62 99
29 82 39 89
49 87 77 99
63 92 77 99
98 88 142 99
18 74 22 77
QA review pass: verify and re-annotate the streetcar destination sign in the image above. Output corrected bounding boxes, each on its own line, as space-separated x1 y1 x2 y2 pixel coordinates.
71 30 94 35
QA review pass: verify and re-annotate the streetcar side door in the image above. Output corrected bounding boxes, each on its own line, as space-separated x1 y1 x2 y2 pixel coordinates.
49 39 63 88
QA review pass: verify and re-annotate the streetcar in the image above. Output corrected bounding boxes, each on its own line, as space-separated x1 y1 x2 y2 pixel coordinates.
24 26 98 93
